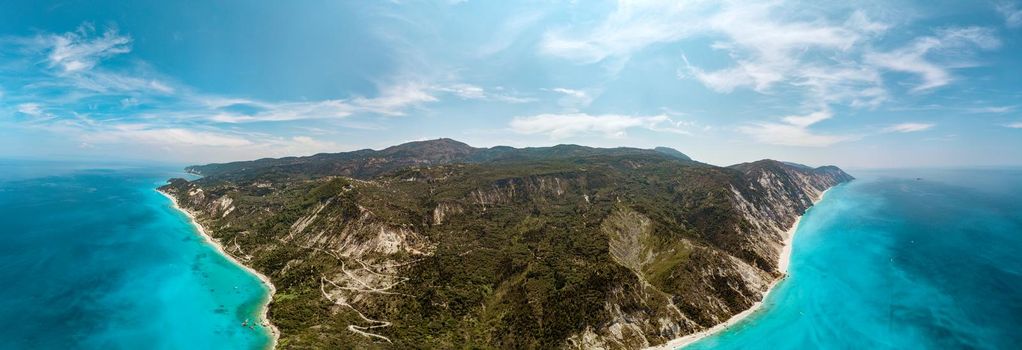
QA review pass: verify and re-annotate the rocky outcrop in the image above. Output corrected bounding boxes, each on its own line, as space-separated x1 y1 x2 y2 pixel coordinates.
726 160 854 273
568 161 852 347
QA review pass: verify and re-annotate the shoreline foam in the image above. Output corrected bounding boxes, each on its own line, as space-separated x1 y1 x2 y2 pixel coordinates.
157 189 280 349
647 188 834 350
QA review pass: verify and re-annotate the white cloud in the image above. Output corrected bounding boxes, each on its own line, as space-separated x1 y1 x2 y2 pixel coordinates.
738 110 852 147
679 8 893 110
542 1 1005 149
47 24 131 73
682 58 764 94
209 99 355 123
686 5 873 93
489 94 535 104
10 25 177 96
546 1 998 97
261 136 346 156
866 27 1000 92
996 1 1022 28
547 87 595 109
781 110 833 128
351 82 437 116
199 93 432 124
546 1 882 97
3 24 430 140
17 103 45 117
1005 122 1022 129
63 71 175 94
434 84 533 103
937 26 1002 49
120 97 140 108
83 124 253 147
509 112 688 139
16 33 460 125
965 105 1015 113
438 84 486 99
200 82 465 123
793 65 888 108
200 97 257 109
27 112 349 160
883 123 935 133
540 1 710 63
550 88 587 99
740 118 933 147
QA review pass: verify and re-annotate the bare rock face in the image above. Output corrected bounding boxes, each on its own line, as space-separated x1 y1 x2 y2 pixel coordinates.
726 160 855 273
160 140 852 349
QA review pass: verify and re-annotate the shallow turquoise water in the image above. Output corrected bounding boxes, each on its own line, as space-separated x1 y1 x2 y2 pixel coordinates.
686 169 1022 349
4 161 1019 349
0 160 271 349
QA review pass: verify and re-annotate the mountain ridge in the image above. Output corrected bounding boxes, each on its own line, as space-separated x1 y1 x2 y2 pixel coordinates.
184 139 706 180
161 139 853 349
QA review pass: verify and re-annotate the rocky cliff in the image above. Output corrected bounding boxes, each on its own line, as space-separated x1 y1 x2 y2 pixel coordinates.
160 139 852 349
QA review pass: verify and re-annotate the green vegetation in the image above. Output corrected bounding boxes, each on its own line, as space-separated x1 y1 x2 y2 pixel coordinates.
160 139 852 349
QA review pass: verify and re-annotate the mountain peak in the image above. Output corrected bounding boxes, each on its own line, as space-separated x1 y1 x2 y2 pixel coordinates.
653 147 692 161
381 138 477 159
385 138 473 151
729 159 853 183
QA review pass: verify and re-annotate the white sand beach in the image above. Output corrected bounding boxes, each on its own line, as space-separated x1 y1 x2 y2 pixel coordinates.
647 188 833 350
158 190 281 349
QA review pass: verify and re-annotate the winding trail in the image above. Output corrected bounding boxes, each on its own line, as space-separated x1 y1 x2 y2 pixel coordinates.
337 261 411 296
320 276 394 342
311 249 416 342
283 224 420 342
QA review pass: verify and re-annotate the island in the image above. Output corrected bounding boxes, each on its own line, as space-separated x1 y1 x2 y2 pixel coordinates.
159 138 853 349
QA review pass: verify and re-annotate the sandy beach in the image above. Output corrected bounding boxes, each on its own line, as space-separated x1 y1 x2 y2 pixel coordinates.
647 188 833 350
158 190 280 349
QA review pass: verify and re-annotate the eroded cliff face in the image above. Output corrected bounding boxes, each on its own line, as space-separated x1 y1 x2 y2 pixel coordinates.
160 141 851 349
726 161 855 273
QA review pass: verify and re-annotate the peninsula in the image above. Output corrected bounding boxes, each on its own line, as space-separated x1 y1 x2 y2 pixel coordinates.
159 139 852 349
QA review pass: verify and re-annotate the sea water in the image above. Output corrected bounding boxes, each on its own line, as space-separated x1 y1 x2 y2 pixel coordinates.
686 168 1022 349
0 160 271 349
4 161 1019 349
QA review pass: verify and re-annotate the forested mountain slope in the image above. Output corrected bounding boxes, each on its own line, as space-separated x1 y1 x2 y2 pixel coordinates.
160 139 852 349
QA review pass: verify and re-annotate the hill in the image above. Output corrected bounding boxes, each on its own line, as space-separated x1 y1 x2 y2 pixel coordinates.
160 139 853 349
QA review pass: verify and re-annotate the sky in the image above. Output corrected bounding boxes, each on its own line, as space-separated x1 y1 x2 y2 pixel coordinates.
1 0 1021 168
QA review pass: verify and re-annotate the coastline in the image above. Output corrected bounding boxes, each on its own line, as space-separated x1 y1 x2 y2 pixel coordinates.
648 188 834 350
157 189 280 349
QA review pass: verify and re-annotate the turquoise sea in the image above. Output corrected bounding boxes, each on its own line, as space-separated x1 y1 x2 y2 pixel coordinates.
3 161 1020 349
687 168 1022 349
0 160 271 349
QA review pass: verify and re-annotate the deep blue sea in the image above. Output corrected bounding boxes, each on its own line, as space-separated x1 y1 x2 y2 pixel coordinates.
686 168 1022 349
0 160 271 349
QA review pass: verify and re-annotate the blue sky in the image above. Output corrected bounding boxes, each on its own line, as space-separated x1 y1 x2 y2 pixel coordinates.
1 0 1020 168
